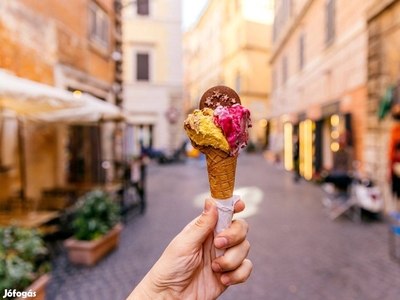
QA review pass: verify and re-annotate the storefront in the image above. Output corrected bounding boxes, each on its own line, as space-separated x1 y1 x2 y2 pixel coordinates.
367 0 400 211
0 70 123 208
272 100 354 183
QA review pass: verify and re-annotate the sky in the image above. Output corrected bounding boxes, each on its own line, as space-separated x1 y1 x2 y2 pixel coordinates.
181 0 209 31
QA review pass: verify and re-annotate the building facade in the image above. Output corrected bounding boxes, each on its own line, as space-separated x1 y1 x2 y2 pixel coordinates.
122 0 184 156
367 0 400 210
270 0 373 180
183 0 274 147
0 0 122 203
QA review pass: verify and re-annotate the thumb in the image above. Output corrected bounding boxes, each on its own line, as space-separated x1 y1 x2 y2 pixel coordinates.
182 198 218 246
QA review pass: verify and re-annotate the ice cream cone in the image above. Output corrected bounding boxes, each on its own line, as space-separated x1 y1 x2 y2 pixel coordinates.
184 86 250 257
200 146 237 199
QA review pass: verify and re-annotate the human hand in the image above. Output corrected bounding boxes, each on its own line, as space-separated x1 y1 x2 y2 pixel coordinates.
128 198 252 300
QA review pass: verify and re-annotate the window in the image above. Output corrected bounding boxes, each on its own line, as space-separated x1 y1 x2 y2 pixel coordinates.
299 33 305 70
235 73 241 93
282 0 290 22
326 0 335 45
136 53 149 81
282 56 288 84
235 0 241 11
137 0 149 15
272 68 277 91
273 0 291 42
89 2 109 48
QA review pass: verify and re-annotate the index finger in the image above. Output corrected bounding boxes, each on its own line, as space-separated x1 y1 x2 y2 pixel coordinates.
234 199 245 214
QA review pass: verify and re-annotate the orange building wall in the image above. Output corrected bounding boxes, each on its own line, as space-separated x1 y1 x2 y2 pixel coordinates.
0 0 115 85
341 86 367 172
0 18 54 84
0 0 117 200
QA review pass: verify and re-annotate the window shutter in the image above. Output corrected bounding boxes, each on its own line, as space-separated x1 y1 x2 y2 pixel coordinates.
137 53 149 81
282 56 288 84
235 74 241 93
326 0 335 45
299 34 305 70
137 0 149 15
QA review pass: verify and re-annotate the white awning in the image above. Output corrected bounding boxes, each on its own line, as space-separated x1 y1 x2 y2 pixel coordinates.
0 69 83 114
0 69 123 123
27 93 124 124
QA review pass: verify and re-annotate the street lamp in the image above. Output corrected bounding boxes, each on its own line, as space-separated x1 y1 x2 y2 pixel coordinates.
114 0 134 11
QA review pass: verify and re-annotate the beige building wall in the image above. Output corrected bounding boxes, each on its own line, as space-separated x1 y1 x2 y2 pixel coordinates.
183 0 273 147
271 0 374 173
123 0 183 154
183 0 225 112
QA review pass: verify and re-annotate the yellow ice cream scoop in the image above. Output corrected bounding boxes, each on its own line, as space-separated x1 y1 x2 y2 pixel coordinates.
183 108 230 153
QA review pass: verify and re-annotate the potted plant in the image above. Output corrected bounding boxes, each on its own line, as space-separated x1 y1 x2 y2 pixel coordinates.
0 225 51 300
64 190 123 266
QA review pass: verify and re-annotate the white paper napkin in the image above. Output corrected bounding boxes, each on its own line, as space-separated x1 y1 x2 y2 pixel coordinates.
212 195 240 257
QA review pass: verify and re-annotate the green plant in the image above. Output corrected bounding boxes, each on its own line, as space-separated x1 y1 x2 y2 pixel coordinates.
72 190 120 241
0 226 50 293
245 141 256 153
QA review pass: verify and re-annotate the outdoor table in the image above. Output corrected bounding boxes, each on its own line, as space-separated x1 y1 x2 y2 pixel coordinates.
48 183 123 195
40 184 121 207
0 210 59 229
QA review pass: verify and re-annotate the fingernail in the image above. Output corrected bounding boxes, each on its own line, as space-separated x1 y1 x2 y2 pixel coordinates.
221 275 231 286
212 262 221 272
215 237 228 248
203 199 212 214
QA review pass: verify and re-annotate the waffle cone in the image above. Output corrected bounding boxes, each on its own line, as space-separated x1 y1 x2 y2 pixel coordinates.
199 146 237 199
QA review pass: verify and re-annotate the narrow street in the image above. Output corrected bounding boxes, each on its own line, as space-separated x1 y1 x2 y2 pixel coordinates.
47 153 400 300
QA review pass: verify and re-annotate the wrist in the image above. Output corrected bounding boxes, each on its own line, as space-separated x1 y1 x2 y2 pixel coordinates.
127 270 171 300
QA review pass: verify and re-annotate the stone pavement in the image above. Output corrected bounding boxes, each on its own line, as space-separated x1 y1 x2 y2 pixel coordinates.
46 153 400 300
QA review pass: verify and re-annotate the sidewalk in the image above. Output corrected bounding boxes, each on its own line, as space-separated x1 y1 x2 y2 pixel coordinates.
47 153 400 300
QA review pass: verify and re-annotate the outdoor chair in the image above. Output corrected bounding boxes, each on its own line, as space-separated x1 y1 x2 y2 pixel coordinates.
321 182 361 222
388 211 400 262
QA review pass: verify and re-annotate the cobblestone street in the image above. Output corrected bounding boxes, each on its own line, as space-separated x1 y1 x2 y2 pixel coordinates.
47 153 400 300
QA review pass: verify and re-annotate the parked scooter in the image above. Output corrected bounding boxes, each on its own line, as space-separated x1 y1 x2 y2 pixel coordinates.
321 165 384 220
141 141 188 165
352 177 384 214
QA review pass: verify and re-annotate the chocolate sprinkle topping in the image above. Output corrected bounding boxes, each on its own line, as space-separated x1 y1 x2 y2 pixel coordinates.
199 86 241 110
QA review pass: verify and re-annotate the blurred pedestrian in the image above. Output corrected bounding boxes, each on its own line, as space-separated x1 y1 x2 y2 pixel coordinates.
126 198 252 300
388 123 400 210
293 134 300 182
121 155 148 214
390 142 400 208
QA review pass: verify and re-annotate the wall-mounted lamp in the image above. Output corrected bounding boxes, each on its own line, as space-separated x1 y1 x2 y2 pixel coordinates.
330 114 339 127
259 119 268 128
73 90 82 98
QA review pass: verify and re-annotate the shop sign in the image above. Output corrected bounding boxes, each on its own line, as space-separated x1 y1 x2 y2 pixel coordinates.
322 102 339 117
165 107 180 123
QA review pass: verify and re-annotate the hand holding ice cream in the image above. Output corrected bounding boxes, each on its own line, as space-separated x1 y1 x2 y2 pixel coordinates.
184 86 251 256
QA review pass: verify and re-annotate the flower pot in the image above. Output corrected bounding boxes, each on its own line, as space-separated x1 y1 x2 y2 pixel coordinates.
15 274 51 300
64 223 124 266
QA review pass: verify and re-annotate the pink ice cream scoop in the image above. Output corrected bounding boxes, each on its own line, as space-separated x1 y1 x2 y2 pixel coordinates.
213 104 252 156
